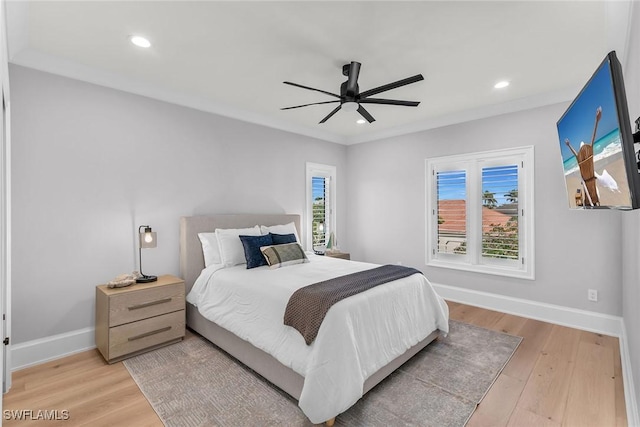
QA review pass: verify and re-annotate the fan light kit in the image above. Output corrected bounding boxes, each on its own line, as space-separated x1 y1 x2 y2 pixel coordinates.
342 101 359 112
282 61 424 124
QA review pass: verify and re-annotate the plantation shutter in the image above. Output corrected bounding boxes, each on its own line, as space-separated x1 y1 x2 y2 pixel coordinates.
481 164 519 263
311 176 328 248
436 170 467 255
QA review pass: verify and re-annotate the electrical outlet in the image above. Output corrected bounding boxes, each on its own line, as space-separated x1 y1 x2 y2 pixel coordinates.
588 289 598 302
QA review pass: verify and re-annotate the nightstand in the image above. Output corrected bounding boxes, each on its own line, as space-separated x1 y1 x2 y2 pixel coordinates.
95 274 185 363
326 250 350 260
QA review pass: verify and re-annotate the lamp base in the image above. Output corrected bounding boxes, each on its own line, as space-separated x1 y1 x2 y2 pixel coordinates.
136 275 158 283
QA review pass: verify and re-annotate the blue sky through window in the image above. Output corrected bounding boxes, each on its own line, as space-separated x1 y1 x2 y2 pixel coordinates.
312 176 325 200
438 165 518 205
437 170 466 200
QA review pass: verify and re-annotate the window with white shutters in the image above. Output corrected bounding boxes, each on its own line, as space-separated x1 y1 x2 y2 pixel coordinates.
426 147 534 279
312 176 328 248
306 163 336 253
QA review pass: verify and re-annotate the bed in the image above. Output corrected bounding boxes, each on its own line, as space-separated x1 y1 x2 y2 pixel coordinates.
179 214 449 425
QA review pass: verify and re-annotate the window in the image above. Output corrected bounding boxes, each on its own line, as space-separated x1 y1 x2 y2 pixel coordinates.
306 163 336 252
312 176 328 247
426 146 534 279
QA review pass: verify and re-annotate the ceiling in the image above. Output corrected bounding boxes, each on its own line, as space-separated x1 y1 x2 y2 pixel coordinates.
4 1 634 145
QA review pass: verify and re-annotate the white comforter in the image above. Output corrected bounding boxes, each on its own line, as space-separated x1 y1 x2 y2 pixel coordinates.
187 254 449 423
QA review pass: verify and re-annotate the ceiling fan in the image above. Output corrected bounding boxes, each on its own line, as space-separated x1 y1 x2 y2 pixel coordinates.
281 61 424 124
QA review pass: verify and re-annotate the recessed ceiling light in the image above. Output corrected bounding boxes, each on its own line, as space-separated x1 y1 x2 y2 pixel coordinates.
494 80 510 89
356 119 366 124
130 35 151 48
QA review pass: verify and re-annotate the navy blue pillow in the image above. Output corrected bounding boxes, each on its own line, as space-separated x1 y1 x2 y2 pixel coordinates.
239 234 273 269
270 232 297 245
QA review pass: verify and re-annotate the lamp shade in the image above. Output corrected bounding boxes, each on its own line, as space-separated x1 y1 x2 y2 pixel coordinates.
139 226 157 249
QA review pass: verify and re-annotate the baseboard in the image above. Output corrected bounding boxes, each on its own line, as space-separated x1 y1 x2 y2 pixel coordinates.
433 282 623 337
10 327 96 371
620 322 640 427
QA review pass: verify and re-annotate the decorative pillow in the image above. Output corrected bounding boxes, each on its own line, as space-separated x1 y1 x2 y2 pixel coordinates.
260 243 309 269
260 222 300 244
270 232 297 245
198 232 221 267
215 226 261 267
239 234 273 269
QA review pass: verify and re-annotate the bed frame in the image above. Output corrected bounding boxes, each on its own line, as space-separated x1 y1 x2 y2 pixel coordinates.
179 214 440 425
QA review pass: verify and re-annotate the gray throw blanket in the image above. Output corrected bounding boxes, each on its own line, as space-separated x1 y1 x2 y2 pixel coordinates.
284 264 422 345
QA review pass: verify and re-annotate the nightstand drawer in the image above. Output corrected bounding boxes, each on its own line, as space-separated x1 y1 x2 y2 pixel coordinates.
109 282 185 326
108 310 185 360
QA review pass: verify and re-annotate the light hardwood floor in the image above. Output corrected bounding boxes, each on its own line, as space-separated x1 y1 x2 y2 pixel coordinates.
2 302 627 426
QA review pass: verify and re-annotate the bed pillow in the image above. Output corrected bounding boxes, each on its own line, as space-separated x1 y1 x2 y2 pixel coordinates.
197 232 222 267
260 243 309 269
260 222 300 244
239 234 273 269
216 226 261 267
270 232 297 245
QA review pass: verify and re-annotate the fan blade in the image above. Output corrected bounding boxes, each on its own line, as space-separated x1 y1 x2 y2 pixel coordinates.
359 74 424 99
357 105 376 123
281 100 340 110
346 62 361 96
283 81 341 99
359 98 420 107
319 105 342 124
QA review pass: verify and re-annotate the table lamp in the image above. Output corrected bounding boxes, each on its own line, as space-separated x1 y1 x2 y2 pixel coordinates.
137 225 157 283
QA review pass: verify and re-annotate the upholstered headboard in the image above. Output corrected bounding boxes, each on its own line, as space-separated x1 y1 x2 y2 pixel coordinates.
179 214 301 294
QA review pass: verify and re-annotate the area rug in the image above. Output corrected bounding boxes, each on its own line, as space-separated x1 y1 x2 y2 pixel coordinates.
124 320 521 426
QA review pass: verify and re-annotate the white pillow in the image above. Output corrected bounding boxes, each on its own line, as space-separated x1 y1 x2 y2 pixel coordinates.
198 232 221 267
260 222 300 244
215 226 261 267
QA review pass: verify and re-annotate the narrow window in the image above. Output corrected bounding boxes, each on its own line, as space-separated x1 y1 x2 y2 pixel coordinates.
306 163 336 252
312 176 327 248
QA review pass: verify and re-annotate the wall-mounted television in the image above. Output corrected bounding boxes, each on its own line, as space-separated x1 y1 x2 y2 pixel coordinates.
556 51 640 210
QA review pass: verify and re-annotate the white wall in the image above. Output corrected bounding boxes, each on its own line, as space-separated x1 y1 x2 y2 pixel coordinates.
621 0 640 416
346 103 623 316
9 65 348 344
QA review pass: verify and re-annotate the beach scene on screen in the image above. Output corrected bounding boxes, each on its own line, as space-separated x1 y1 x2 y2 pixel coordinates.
557 59 632 208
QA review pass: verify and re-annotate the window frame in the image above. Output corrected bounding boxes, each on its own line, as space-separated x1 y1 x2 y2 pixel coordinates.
425 146 535 280
305 162 336 252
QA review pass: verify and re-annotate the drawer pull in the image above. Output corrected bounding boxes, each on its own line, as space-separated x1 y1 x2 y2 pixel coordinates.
128 298 172 311
128 326 172 341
